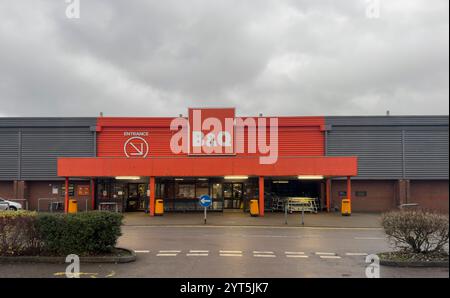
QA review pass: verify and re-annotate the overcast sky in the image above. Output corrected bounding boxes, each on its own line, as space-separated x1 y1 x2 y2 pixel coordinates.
0 0 448 117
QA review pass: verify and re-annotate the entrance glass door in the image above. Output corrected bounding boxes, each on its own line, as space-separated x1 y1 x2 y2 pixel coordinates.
126 183 148 212
223 183 243 209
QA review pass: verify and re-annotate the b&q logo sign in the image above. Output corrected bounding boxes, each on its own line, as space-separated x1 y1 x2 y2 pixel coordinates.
170 108 279 165
189 108 235 155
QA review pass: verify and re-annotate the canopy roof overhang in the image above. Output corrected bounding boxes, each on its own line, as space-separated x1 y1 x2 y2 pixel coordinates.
57 156 358 178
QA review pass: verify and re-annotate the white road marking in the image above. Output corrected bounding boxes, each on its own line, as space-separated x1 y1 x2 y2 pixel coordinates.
286 255 309 258
354 237 385 240
220 250 242 254
315 252 336 256
134 250 150 253
320 255 342 259
253 251 274 254
254 254 276 258
158 250 181 253
189 250 209 253
186 253 209 257
156 253 178 257
345 253 368 256
220 254 243 257
285 252 305 255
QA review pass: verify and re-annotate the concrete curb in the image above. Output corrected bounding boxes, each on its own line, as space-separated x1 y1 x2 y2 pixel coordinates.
379 255 449 268
123 224 382 230
0 247 136 264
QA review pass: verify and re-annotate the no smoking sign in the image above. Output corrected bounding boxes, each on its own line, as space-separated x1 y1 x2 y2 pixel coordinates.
124 137 149 158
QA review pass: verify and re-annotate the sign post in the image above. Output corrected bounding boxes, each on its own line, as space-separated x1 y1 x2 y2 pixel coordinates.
199 195 212 224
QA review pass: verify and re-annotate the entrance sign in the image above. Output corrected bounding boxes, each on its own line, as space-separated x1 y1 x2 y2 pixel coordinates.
124 137 149 158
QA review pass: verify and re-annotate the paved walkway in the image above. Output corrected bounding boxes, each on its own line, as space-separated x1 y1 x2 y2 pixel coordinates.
123 211 382 228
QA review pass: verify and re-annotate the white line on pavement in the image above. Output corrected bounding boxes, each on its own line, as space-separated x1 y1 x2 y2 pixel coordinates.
315 252 336 256
345 253 368 256
254 254 276 258
220 250 242 254
135 250 150 253
156 253 178 257
354 237 385 240
320 256 342 259
285 252 305 255
253 251 274 254
158 250 181 253
189 250 209 253
186 253 209 257
286 255 309 258
220 254 243 257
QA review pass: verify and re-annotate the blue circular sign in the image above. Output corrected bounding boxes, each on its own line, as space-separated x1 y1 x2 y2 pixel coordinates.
199 194 212 207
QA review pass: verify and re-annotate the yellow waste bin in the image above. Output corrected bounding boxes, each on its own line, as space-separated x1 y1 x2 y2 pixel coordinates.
155 199 164 216
249 199 259 217
341 198 351 216
68 199 78 214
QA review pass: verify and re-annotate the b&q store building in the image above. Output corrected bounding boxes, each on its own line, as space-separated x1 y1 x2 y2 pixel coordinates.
0 108 448 216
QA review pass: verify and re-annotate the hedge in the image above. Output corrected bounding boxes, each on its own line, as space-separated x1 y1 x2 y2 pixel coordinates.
0 210 40 256
382 210 449 254
0 211 123 256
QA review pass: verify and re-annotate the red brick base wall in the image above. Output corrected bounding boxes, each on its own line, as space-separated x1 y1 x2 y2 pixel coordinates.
410 180 449 213
0 181 14 199
26 180 93 211
331 180 397 212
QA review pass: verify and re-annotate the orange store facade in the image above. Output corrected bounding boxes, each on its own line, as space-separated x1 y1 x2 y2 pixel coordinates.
57 108 358 216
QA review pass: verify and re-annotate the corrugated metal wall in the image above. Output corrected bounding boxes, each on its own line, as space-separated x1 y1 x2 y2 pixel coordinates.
326 116 449 180
0 129 19 180
0 118 96 180
404 130 449 179
97 116 325 157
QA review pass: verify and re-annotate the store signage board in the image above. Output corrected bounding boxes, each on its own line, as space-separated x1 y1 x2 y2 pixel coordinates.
188 108 235 155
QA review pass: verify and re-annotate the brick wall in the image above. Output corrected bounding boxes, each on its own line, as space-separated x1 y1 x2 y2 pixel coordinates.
410 180 449 213
26 180 93 211
331 180 397 212
0 181 14 199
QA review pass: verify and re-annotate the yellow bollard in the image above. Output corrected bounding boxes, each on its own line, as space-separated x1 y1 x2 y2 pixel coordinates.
249 199 259 217
341 198 351 216
155 199 164 216
68 199 78 213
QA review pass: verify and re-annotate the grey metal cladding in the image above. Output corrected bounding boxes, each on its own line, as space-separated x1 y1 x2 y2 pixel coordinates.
0 129 19 179
0 117 97 127
326 116 449 180
20 127 94 180
404 130 449 179
0 118 96 180
327 130 404 179
326 116 449 126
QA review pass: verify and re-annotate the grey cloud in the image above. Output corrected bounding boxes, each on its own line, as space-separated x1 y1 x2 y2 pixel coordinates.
0 0 448 117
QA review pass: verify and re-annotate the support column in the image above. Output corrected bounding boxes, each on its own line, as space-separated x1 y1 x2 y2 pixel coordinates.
398 179 411 208
64 177 69 213
259 176 264 217
326 178 331 212
90 178 95 210
149 177 155 216
346 176 352 205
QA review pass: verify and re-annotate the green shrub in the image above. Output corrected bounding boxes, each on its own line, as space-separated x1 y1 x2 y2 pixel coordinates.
37 211 123 256
0 211 41 256
382 210 449 254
